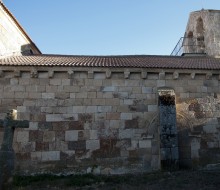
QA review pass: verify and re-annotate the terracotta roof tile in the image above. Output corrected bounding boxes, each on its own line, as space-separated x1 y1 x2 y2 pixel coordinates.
0 54 220 70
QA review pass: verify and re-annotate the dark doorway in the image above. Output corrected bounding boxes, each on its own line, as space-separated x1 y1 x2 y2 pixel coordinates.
158 89 179 169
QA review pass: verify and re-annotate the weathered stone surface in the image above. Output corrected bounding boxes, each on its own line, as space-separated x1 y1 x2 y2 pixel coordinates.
43 131 55 142
16 131 29 143
139 140 152 148
125 119 138 129
0 65 220 174
65 130 78 141
31 151 42 161
68 141 86 150
86 140 100 150
36 142 49 151
120 113 132 120
41 151 60 161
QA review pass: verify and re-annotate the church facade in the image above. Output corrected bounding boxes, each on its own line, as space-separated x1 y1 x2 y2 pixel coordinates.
1 2 220 174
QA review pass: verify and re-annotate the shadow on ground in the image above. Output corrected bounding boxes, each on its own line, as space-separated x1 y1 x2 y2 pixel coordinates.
11 170 220 190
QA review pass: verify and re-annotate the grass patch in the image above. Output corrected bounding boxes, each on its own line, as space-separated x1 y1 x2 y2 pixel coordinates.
65 173 104 187
13 172 173 187
13 174 65 187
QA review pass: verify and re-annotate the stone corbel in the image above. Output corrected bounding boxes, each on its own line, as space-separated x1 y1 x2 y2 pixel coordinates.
106 70 111 79
173 71 179 80
159 71 165 80
141 71 147 79
88 71 94 79
124 70 130 79
0 70 4 78
67 70 74 79
48 70 54 78
14 70 21 77
30 69 38 78
191 72 195 79
206 72 212 80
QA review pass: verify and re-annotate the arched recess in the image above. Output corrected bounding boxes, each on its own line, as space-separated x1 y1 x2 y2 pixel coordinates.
196 17 205 53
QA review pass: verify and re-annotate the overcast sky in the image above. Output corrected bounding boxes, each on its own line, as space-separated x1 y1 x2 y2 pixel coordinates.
4 0 220 55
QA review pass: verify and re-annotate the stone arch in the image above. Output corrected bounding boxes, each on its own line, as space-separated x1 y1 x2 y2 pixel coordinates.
196 17 204 35
176 112 193 131
147 114 159 136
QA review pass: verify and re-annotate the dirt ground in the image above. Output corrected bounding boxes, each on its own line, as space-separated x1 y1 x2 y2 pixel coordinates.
11 169 220 190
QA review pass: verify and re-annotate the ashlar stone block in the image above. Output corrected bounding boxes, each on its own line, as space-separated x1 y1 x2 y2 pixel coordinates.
72 106 86 113
203 125 217 133
42 93 55 99
148 105 158 112
41 151 60 161
139 140 152 148
120 113 132 120
157 80 165 87
86 140 100 150
50 79 62 85
17 106 27 113
142 87 153 94
65 130 78 141
46 114 63 122
119 129 134 139
102 86 117 92
10 78 19 85
17 131 29 143
98 106 112 113
86 106 97 113
31 151 42 161
90 130 98 139
43 131 55 142
28 122 38 130
62 79 71 85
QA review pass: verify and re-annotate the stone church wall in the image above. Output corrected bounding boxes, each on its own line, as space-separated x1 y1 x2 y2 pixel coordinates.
0 66 220 174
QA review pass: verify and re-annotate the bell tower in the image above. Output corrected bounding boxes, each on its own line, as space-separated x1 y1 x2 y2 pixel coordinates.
171 9 220 58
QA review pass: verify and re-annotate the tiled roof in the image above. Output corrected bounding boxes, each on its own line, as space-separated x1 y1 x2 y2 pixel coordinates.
0 55 220 70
